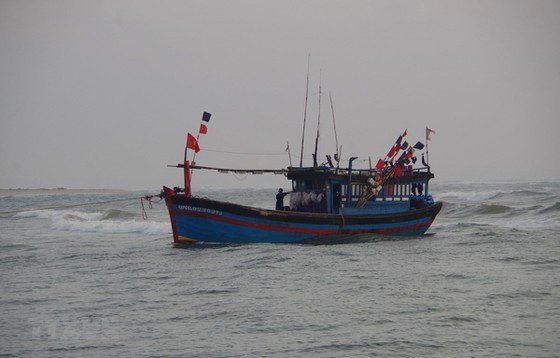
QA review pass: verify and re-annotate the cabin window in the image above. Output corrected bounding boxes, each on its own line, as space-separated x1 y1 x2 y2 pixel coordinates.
353 184 361 198
294 179 325 191
294 180 306 191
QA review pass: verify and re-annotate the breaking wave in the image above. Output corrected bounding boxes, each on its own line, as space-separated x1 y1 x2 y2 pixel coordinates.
14 208 170 235
435 182 560 230
537 202 560 215
437 190 502 202
437 189 553 202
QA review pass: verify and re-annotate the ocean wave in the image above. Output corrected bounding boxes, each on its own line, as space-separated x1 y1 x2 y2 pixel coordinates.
500 216 560 230
437 190 501 202
439 200 560 231
14 209 171 235
15 209 103 221
100 209 137 221
475 204 513 215
442 202 514 218
537 202 560 215
441 193 560 215
51 218 170 235
436 188 556 203
493 190 550 199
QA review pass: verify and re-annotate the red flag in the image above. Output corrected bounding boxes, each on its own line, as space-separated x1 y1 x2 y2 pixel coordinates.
387 144 399 158
376 159 385 170
186 133 200 153
426 127 436 141
199 123 208 135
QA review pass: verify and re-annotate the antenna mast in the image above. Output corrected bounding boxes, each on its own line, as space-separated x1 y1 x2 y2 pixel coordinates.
299 56 310 167
313 69 322 167
329 92 340 165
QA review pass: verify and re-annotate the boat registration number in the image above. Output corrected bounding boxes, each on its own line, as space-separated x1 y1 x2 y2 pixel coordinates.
177 205 223 216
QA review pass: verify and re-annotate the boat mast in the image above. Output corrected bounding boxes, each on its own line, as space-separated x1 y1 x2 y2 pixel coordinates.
299 56 310 168
329 92 340 166
313 69 322 167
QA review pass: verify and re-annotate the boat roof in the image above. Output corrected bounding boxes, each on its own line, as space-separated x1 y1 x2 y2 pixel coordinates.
286 166 433 183
180 163 434 184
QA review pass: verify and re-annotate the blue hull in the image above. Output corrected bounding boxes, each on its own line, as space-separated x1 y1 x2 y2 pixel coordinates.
164 193 442 244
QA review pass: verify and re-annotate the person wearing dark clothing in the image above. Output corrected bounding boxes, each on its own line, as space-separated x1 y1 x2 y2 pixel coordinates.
275 188 289 210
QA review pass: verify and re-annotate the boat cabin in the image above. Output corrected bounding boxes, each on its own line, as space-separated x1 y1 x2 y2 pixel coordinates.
285 164 434 215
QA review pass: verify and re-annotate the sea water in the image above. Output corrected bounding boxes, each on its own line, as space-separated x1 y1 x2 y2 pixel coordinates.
0 182 559 357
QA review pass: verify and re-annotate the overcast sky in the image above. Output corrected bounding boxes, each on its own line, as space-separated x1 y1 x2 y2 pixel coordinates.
1 0 559 190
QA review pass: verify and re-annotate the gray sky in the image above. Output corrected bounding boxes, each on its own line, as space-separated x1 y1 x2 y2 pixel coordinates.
1 0 559 190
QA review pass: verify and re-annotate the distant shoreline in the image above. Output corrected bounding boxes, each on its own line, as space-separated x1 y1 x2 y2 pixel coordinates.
0 188 127 197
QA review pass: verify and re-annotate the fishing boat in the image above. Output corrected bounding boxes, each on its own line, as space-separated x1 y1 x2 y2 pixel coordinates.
162 112 442 244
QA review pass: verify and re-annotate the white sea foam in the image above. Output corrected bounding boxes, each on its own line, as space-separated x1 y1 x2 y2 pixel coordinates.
436 190 501 202
50 218 171 235
15 209 171 235
15 209 103 221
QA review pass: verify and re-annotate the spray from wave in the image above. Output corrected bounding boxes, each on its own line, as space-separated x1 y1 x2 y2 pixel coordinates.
15 208 171 235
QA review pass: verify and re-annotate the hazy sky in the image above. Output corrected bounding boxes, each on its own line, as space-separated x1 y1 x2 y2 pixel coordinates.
1 0 559 190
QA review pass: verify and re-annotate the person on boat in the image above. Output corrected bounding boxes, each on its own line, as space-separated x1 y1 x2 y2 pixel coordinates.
275 188 291 210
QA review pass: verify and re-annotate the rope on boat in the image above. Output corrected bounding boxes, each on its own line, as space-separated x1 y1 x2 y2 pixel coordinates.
0 193 163 219
140 194 163 220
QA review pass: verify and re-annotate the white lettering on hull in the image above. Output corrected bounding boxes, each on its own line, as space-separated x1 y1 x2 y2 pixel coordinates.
177 205 223 216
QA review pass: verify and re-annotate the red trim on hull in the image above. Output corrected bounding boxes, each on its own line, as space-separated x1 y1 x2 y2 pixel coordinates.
170 209 434 236
372 219 433 234
171 209 339 235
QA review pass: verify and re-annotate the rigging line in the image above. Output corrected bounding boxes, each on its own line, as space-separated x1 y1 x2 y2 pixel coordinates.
329 92 340 163
201 149 287 156
0 195 162 216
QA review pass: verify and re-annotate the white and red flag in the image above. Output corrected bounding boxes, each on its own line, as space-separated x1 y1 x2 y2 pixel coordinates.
426 127 436 141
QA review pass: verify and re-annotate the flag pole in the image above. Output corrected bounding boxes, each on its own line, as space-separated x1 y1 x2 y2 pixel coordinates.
183 145 191 196
190 112 212 177
191 134 200 165
425 126 435 166
425 127 429 166
191 133 200 177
